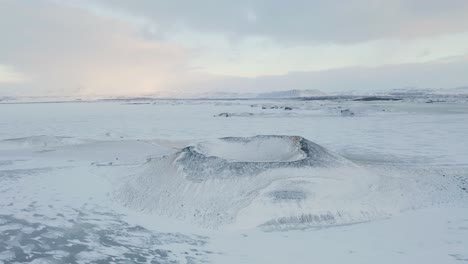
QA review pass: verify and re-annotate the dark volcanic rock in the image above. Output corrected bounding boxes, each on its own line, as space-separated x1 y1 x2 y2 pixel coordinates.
353 96 402 101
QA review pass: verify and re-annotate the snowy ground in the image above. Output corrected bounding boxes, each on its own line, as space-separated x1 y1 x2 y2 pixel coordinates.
0 99 467 263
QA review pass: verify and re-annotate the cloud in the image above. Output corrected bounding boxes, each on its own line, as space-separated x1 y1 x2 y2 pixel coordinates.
175 55 468 93
70 0 468 44
1 0 468 97
184 32 468 77
0 0 199 96
0 64 26 84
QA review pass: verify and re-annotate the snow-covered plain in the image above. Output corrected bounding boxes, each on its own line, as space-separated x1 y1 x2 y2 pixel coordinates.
0 99 467 263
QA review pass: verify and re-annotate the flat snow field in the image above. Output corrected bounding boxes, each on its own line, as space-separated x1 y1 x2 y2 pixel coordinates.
0 99 467 264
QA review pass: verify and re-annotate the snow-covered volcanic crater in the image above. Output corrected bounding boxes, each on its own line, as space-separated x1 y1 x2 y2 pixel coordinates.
117 135 390 230
177 135 353 181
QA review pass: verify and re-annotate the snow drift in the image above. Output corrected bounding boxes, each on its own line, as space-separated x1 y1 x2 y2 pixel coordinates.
117 135 388 230
0 135 86 150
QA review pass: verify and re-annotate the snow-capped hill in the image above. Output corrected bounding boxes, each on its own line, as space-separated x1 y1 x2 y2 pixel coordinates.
117 135 384 230
382 86 468 96
192 91 256 99
256 89 326 98
386 87 436 96
189 89 326 99
431 86 468 95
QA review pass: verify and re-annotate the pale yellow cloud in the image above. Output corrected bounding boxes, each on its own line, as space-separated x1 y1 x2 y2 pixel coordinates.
0 1 203 96
180 32 468 77
0 64 26 84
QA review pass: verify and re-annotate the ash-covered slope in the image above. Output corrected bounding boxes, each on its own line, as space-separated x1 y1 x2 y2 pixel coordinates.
177 136 351 182
117 136 387 230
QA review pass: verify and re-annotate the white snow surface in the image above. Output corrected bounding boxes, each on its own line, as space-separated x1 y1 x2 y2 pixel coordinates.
193 136 308 162
117 135 383 229
0 98 467 263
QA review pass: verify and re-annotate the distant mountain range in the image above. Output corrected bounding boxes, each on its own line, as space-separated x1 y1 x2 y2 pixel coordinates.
389 86 468 95
192 87 468 99
329 86 468 97
256 89 327 98
2 87 468 103
193 89 327 99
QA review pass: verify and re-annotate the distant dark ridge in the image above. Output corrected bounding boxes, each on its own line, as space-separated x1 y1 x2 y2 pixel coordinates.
353 96 402 101
299 95 357 101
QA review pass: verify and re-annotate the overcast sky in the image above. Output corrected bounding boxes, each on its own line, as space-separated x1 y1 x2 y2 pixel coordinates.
1 0 468 96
